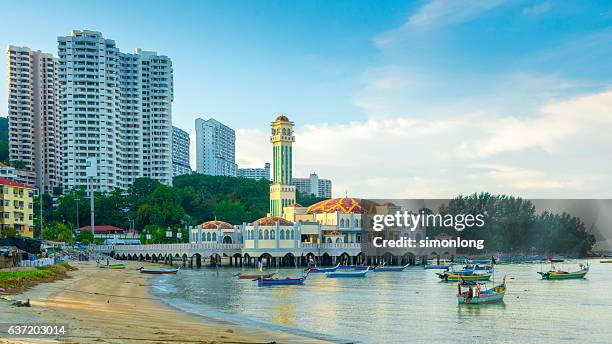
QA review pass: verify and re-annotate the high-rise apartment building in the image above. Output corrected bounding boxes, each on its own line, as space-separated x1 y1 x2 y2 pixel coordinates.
293 172 332 198
195 118 237 176
172 126 191 177
57 30 173 191
237 162 270 180
6 45 60 193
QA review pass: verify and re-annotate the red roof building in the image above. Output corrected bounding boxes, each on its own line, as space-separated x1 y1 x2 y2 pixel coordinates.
79 225 125 234
0 177 34 189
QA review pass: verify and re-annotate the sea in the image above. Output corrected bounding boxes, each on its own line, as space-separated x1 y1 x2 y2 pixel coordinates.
150 260 612 344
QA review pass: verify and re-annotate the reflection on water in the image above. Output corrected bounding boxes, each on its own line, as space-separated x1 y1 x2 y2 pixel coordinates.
152 261 612 344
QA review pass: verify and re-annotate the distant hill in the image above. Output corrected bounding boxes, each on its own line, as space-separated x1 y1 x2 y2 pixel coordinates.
0 117 8 162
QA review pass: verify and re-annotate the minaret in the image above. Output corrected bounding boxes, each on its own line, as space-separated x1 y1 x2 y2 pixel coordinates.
269 115 296 217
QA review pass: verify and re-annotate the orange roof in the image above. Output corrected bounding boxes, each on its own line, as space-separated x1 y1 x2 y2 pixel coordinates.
201 220 233 229
0 177 34 189
252 216 294 226
275 115 289 122
307 197 363 214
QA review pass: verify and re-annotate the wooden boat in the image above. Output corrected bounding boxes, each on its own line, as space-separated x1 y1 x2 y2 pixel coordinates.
99 263 127 270
538 264 589 280
306 263 340 273
372 263 410 272
257 271 310 286
326 267 369 278
138 267 179 275
463 264 493 271
457 277 507 304
236 272 275 279
600 260 612 264
337 265 369 270
424 264 452 270
437 271 492 282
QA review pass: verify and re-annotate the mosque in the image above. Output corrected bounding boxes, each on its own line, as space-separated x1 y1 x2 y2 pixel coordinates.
188 115 444 267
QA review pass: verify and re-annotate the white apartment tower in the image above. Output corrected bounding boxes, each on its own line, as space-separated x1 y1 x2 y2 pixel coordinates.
195 118 237 176
58 30 173 191
172 126 191 177
6 45 60 193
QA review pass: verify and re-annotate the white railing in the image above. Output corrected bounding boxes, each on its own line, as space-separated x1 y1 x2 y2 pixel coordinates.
302 243 361 249
92 243 243 252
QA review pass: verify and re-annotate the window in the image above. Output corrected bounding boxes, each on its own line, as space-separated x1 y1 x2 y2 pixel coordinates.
264 229 269 240
206 232 211 241
212 233 216 242
280 229 285 240
290 229 294 240
258 230 262 240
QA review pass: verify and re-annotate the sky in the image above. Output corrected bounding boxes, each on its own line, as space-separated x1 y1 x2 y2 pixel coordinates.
2 0 612 198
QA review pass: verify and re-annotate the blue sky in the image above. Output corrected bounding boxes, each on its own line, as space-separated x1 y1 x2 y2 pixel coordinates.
2 0 612 198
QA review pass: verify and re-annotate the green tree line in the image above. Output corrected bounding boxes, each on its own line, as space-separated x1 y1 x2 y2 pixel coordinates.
428 193 596 255
34 174 325 243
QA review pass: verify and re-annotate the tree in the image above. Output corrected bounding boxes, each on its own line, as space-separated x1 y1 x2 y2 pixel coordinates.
214 200 247 224
75 229 94 245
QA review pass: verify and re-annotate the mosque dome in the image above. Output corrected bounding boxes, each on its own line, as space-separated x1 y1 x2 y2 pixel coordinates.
306 197 363 214
253 216 294 226
201 220 233 229
275 115 290 122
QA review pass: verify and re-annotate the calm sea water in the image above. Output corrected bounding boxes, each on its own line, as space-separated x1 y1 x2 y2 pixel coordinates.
151 261 612 344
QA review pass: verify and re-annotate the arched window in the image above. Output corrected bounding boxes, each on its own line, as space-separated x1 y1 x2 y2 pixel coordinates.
290 230 294 240
340 219 345 227
206 232 211 241
280 229 285 240
354 219 359 227
336 238 342 243
212 232 217 242
264 229 269 240
258 230 263 240
327 237 332 243
270 230 275 239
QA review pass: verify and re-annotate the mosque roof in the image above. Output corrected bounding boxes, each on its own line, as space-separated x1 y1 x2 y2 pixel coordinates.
306 197 363 214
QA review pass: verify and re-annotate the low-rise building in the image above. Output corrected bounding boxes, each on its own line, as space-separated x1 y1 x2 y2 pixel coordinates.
292 173 332 198
0 178 35 238
237 163 271 180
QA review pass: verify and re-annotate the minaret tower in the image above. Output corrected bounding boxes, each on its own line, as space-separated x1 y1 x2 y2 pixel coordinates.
269 115 296 217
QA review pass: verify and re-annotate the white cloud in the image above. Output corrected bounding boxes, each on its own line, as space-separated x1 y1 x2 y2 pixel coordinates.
375 0 508 48
523 2 551 16
235 89 612 198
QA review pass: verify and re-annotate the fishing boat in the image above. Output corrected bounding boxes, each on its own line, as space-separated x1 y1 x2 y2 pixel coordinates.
600 260 612 264
337 265 370 270
236 272 275 279
257 271 310 286
538 264 589 280
463 264 493 271
99 263 127 270
457 277 507 304
372 263 410 272
306 263 340 273
423 264 453 270
326 267 369 278
137 267 179 275
437 271 492 282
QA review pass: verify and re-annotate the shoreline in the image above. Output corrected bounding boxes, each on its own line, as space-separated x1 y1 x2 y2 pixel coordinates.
0 261 331 344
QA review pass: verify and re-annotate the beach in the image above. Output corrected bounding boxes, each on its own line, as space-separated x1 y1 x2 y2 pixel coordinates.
0 262 328 344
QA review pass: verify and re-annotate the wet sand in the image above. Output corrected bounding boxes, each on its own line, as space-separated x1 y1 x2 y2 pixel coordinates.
0 261 328 344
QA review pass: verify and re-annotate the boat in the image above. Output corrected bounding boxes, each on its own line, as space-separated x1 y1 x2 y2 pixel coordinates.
99 263 127 269
600 260 612 264
306 263 340 273
372 263 410 272
538 264 589 280
337 265 370 270
437 271 492 282
326 267 369 278
257 271 310 286
463 264 493 271
423 264 453 270
137 267 179 275
236 272 276 279
457 277 507 304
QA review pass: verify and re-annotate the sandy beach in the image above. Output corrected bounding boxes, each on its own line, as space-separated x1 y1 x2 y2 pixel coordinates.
0 262 329 344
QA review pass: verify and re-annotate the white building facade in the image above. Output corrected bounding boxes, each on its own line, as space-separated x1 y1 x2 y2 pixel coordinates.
6 45 60 192
195 118 237 176
293 173 332 198
172 126 191 177
237 162 270 180
58 30 173 191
